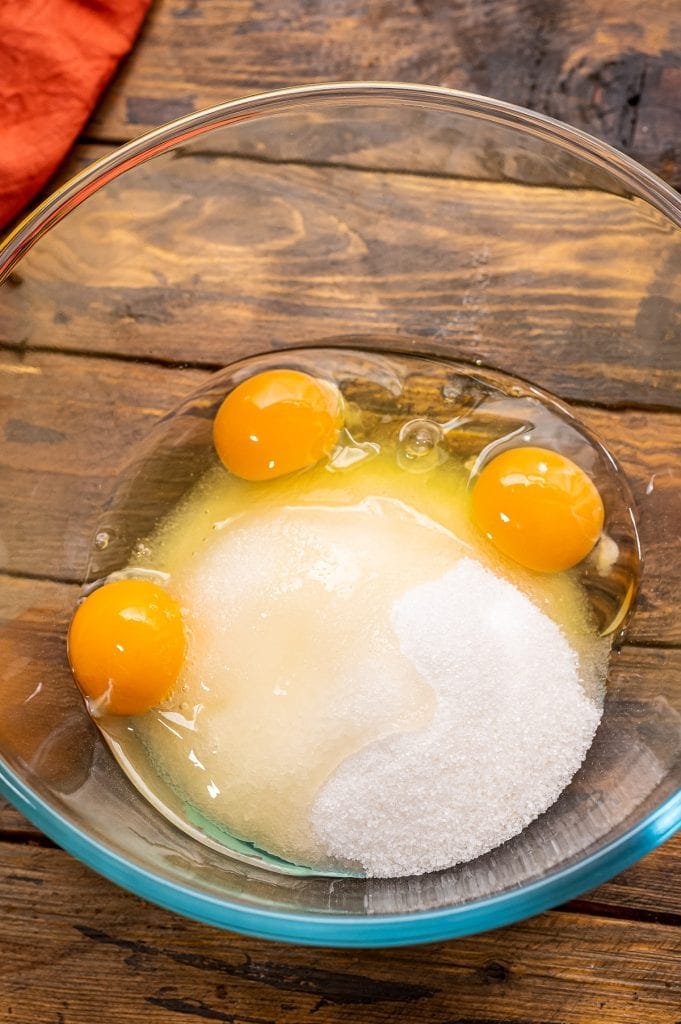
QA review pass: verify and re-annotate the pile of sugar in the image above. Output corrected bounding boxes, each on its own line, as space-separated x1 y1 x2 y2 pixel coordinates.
136 493 604 878
136 498 461 868
311 558 602 877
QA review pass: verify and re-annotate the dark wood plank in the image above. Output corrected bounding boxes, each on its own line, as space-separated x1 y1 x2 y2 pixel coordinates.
0 349 678 643
572 831 681 923
86 0 681 189
0 842 680 1024
0 351 207 583
2 148 681 411
578 406 680 647
0 797 42 839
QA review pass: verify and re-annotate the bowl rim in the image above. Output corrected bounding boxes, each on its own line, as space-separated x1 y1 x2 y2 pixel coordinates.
2 80 681 281
2 757 680 946
1 80 680 945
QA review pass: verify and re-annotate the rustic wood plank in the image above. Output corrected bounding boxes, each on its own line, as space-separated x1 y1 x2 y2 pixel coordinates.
2 787 679 921
0 351 207 583
0 842 679 1023
85 0 681 189
578 407 680 647
2 148 680 411
0 350 678 643
0 797 42 838
570 829 681 922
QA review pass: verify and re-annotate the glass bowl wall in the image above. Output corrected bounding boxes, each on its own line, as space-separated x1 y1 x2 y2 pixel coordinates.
0 84 680 946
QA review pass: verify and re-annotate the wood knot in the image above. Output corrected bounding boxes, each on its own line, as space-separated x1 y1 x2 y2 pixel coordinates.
479 959 510 983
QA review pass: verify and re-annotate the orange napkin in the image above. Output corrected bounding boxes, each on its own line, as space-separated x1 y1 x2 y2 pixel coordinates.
0 0 153 231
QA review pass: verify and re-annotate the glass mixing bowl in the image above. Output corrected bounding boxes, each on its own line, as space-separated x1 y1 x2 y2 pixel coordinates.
0 83 680 947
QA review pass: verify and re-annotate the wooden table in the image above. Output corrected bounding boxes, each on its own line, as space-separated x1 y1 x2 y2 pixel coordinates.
1 1 681 1020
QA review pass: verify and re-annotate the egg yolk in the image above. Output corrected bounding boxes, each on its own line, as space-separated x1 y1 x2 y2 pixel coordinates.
213 368 343 481
470 445 605 573
67 579 185 716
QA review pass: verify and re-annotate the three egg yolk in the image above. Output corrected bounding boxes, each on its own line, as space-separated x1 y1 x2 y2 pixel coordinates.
470 445 605 573
69 372 606 720
68 579 185 716
213 368 344 481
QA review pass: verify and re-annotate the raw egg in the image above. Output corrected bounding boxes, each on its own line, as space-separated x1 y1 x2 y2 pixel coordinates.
470 445 605 573
213 368 343 481
67 578 185 716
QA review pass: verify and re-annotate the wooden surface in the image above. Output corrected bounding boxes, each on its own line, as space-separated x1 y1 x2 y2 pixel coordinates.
1 840 680 1024
87 0 681 190
2 1 681 1021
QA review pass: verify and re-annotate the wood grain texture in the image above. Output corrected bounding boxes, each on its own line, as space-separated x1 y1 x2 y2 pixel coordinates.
84 0 681 187
0 349 678 642
2 790 680 918
0 842 680 1024
2 1 681 1014
2 149 681 410
0 349 206 583
568 828 681 923
0 797 42 839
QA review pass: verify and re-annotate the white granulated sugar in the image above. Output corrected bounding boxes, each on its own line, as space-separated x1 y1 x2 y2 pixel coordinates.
140 499 465 867
311 558 602 877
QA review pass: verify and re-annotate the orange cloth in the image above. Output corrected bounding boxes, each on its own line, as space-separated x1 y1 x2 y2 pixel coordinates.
0 0 152 230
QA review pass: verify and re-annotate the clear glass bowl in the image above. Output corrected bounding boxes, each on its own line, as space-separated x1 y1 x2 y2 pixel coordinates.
1 83 680 947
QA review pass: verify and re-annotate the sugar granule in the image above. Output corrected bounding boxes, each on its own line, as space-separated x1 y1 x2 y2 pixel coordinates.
311 558 602 877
